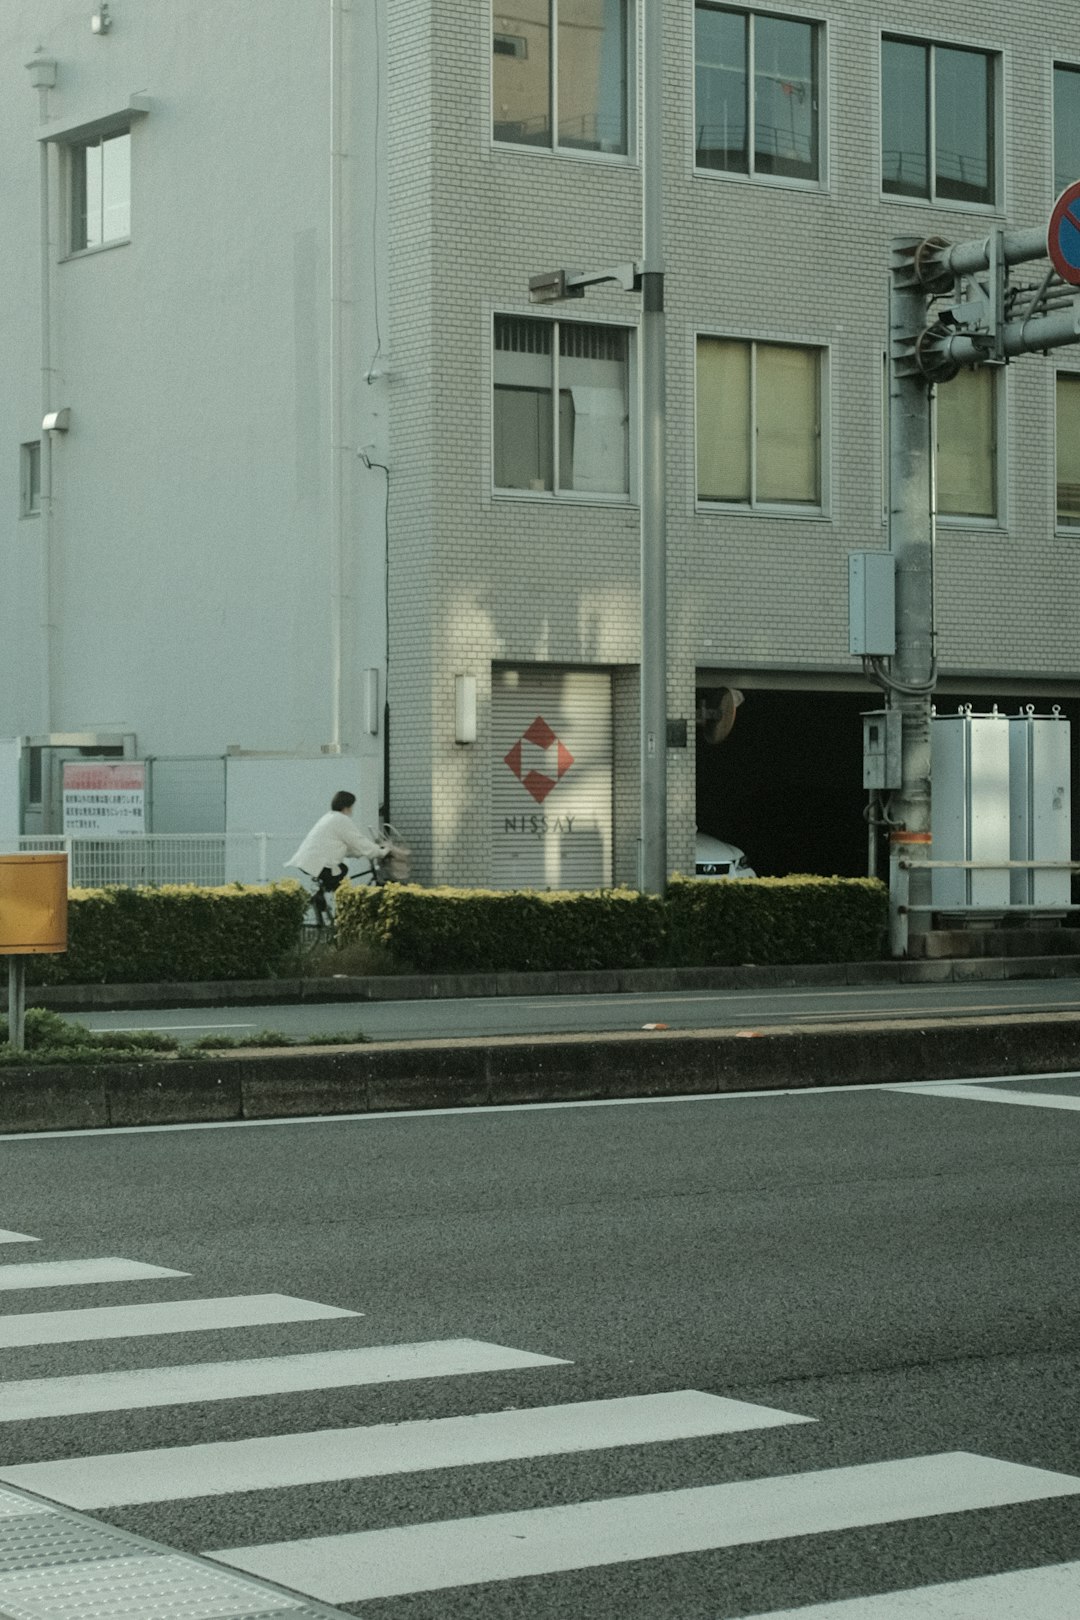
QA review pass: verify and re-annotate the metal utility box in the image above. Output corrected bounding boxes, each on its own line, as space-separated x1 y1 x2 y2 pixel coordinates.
0 853 68 953
1008 710 1071 908
862 709 902 789
930 711 1010 910
848 552 896 656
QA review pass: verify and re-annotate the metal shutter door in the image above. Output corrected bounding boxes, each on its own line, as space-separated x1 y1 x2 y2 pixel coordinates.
492 666 613 890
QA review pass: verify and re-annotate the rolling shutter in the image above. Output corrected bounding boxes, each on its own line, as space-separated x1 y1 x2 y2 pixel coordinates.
492 666 613 890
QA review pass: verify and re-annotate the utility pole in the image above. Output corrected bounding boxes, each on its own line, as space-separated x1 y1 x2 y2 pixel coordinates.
877 206 1080 952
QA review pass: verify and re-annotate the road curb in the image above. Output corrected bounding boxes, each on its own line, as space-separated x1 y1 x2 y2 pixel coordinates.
17 952 1080 1014
3 1013 1079 1134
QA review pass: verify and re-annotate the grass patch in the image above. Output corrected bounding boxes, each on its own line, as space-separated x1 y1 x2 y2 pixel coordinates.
0 1007 369 1063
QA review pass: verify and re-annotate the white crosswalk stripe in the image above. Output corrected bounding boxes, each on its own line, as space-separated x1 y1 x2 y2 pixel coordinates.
2 1338 569 1421
0 1229 38 1244
0 1390 813 1506
885 1081 1080 1111
739 1559 1080 1617
208 1452 1080 1604
0 1256 188 1291
0 1292 359 1349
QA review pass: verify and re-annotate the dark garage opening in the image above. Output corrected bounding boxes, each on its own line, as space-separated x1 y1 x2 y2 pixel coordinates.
695 686 1080 881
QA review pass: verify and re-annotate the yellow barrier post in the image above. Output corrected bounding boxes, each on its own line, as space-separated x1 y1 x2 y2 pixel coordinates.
0 854 68 1051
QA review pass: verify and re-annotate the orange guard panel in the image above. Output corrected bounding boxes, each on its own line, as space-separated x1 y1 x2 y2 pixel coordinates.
0 854 69 954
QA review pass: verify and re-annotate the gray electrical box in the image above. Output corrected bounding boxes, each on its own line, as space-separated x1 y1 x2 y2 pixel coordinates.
848 552 896 656
1009 710 1070 909
931 711 1011 911
862 709 902 789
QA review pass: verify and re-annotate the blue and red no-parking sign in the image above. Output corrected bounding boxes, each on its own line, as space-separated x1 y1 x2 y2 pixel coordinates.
1048 181 1080 286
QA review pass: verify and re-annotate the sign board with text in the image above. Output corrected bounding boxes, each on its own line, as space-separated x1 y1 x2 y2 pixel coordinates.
62 761 146 835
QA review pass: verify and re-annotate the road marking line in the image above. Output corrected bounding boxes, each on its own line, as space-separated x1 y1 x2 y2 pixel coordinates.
885 1082 1080 1111
738 1558 1080 1617
0 1229 38 1244
1 1338 568 1421
0 1257 188 1292
208 1451 1080 1604
0 1391 812 1507
0 1293 359 1349
80 1022 257 1033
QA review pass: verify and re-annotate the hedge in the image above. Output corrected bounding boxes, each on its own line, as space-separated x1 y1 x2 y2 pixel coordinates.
665 874 887 966
337 876 887 973
337 884 668 974
27 882 307 984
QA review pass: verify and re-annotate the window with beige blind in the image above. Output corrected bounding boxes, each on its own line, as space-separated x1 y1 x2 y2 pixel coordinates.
696 336 822 509
935 366 998 521
1057 373 1080 530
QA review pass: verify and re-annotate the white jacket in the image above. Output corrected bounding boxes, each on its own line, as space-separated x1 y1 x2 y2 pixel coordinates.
285 810 385 876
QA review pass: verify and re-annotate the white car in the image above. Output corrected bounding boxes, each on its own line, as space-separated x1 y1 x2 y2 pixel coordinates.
694 834 757 879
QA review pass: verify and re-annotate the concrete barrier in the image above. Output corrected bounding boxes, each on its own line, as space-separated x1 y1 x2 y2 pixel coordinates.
2 1012 1078 1134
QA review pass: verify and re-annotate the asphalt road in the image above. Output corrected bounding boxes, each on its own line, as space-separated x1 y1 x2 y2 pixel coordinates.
64 972 1080 1044
2 1072 1080 1616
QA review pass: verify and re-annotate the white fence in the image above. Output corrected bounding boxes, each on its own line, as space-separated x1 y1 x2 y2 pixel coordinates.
16 834 298 889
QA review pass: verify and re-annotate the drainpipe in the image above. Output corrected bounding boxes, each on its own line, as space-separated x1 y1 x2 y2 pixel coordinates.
328 0 348 752
28 57 58 734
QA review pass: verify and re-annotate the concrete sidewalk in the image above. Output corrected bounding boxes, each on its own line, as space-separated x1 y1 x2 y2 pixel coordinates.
3 1006 1079 1136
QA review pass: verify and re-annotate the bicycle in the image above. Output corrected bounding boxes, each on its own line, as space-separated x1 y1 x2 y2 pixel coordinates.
298 823 410 943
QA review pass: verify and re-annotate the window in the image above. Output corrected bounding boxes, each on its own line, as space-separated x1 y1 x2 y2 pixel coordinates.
1054 65 1080 198
936 366 998 521
1057 373 1080 529
19 441 41 517
697 337 822 508
494 315 630 496
492 0 629 155
70 128 131 251
695 5 820 183
882 37 995 206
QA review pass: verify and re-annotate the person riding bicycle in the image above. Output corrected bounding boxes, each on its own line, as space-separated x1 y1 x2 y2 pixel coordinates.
285 791 390 917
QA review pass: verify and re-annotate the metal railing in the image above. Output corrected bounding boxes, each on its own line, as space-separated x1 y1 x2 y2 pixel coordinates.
890 856 1080 957
15 834 297 889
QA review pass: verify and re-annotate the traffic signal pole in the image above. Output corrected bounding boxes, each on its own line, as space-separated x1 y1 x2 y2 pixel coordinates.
883 214 1080 952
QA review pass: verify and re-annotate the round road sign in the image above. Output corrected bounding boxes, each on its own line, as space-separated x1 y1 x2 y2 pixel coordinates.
1048 181 1080 286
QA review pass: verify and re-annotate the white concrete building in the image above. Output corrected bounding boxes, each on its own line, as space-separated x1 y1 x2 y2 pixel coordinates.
2 1 1080 884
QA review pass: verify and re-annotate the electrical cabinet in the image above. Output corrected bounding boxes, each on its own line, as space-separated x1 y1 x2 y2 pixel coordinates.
1008 711 1070 908
862 709 902 789
931 712 1010 911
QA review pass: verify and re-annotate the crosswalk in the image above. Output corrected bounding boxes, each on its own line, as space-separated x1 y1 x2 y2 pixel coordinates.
2 1227 1080 1617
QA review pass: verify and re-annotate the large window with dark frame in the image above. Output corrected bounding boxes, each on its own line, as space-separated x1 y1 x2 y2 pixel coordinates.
492 0 629 155
494 315 630 497
1054 64 1080 198
695 3 820 182
881 36 996 207
696 336 823 509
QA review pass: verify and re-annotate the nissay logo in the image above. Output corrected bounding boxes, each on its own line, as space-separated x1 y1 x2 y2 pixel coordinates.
503 715 574 804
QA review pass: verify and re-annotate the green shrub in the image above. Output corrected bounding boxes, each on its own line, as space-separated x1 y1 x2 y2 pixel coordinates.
26 882 307 985
0 1007 183 1065
336 884 667 974
665 874 887 966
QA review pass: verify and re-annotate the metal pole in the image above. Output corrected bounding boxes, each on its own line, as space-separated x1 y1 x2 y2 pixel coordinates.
639 0 667 894
888 240 936 946
6 957 26 1052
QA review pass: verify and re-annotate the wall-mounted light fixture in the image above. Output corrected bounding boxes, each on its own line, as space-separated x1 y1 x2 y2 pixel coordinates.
364 669 380 736
25 55 58 89
454 675 477 744
91 4 112 33
42 409 70 434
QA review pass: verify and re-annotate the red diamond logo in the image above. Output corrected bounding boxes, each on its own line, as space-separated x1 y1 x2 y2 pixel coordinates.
504 715 575 804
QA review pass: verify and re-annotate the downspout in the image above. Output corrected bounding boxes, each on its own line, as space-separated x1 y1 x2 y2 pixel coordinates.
29 61 58 734
39 139 55 736
328 0 348 752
